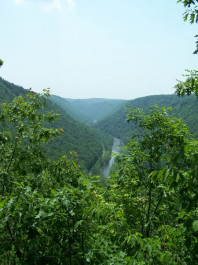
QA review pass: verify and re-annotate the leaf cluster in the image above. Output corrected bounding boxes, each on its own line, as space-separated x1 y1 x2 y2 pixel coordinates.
109 105 198 264
0 91 128 264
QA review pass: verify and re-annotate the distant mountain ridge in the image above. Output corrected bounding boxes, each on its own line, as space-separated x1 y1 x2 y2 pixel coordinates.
50 95 90 124
95 94 198 142
65 98 126 123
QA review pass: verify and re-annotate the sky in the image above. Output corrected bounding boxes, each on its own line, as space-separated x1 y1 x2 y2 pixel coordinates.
0 0 197 99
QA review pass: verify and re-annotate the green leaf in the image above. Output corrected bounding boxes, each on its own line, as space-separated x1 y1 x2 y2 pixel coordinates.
184 13 189 21
74 220 83 230
192 220 198 232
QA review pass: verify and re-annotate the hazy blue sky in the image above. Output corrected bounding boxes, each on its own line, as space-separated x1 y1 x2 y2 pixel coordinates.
0 0 197 99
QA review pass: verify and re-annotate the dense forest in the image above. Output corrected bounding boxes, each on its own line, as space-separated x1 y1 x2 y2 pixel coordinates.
65 98 126 123
50 95 91 124
94 94 198 143
1 0 198 264
0 77 113 173
1 85 198 264
51 96 126 124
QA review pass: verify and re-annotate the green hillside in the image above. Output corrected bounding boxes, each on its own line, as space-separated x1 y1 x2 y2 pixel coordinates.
66 98 126 123
0 77 26 101
50 95 90 124
95 94 198 142
0 77 112 172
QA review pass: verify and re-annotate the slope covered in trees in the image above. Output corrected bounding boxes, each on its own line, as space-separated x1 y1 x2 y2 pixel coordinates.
65 98 126 123
50 95 90 124
0 77 112 173
1 92 198 264
95 94 198 142
0 77 26 101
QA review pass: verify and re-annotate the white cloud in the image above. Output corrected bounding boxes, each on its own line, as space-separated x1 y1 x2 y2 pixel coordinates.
13 0 28 5
66 0 76 11
13 0 76 12
41 0 63 12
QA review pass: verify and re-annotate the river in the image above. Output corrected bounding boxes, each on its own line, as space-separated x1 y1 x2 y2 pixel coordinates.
102 137 121 177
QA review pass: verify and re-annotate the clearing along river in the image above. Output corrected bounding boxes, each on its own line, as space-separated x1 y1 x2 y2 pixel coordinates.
102 137 121 177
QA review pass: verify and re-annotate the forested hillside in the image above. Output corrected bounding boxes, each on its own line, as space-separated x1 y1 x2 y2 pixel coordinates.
0 77 112 172
95 94 198 142
50 95 90 124
0 77 26 101
66 98 126 123
1 89 198 264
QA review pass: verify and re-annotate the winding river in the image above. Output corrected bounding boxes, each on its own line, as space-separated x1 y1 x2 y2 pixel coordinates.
102 137 121 177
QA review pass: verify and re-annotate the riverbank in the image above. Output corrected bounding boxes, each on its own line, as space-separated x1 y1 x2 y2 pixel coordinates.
102 137 121 177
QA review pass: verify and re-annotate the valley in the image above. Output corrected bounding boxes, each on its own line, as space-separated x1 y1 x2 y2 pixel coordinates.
1 75 198 264
1 1 198 263
2 76 198 176
102 137 121 177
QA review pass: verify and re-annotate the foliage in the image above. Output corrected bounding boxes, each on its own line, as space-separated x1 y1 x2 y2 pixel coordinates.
177 0 198 53
109 105 198 264
0 77 112 173
178 0 198 23
1 89 198 263
0 90 128 264
0 59 3 67
175 69 198 98
95 94 198 142
1 1 198 261
175 0 198 96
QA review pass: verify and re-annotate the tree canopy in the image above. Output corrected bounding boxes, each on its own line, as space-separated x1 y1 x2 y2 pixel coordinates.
175 0 198 96
1 91 198 263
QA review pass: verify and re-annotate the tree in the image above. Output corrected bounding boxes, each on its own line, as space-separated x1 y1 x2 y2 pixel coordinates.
174 0 198 96
177 0 198 53
0 90 128 264
175 69 198 97
0 59 3 67
110 105 198 264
